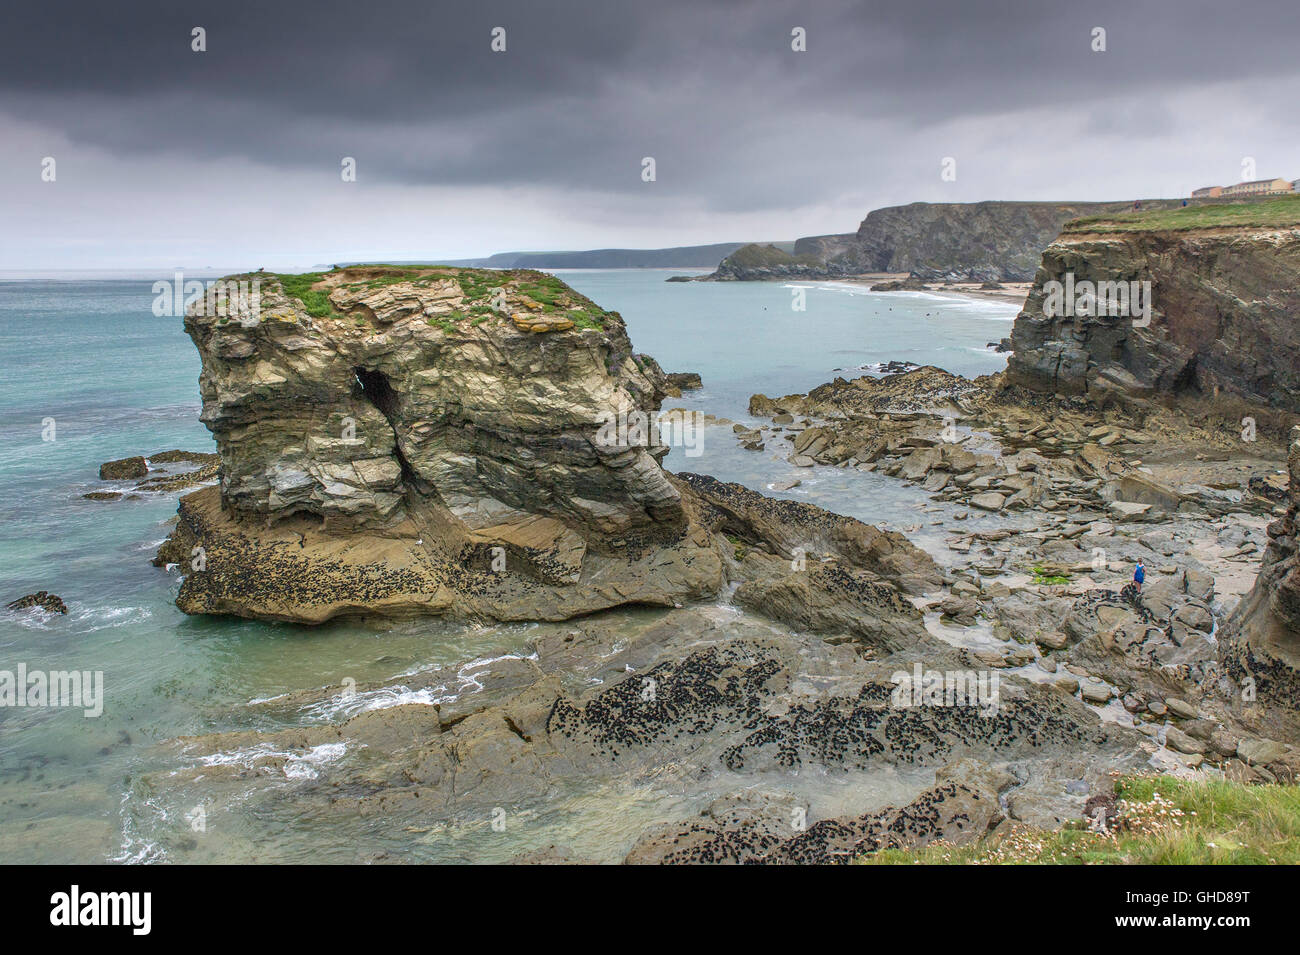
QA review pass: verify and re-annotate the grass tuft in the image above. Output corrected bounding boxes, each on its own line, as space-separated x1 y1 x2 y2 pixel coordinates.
274 272 339 318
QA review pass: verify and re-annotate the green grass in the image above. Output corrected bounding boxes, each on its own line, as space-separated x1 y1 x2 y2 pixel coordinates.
722 243 821 269
273 266 611 331
860 775 1300 865
568 308 604 330
274 272 339 318
510 271 611 329
360 272 424 288
1030 565 1071 586
1065 193 1300 234
456 271 504 303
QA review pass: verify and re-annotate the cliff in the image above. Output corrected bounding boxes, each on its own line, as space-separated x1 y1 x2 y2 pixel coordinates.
1223 427 1300 728
1006 198 1300 414
854 201 1162 282
156 266 938 625
1216 428 1300 764
184 268 678 537
705 199 1194 282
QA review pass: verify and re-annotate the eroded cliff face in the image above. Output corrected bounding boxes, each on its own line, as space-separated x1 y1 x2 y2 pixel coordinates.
1007 226 1300 413
188 267 678 539
707 200 1190 282
158 266 939 626
1223 427 1300 713
853 201 1146 282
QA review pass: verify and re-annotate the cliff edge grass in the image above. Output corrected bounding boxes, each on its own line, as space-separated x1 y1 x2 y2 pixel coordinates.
1064 193 1300 234
271 265 612 329
156 265 941 627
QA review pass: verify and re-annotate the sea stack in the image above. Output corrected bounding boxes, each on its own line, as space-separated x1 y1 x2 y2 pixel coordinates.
156 265 935 628
156 266 722 623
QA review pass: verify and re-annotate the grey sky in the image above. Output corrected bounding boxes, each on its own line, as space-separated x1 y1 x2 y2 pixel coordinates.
3 0 1299 269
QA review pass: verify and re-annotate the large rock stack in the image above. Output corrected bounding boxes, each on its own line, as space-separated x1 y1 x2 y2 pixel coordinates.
186 267 680 538
157 266 936 629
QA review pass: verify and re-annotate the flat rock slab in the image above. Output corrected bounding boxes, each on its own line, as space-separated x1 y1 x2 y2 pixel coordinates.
969 492 1006 511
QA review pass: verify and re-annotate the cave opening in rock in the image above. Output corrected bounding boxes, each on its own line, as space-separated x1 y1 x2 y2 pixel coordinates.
354 367 401 420
353 366 422 489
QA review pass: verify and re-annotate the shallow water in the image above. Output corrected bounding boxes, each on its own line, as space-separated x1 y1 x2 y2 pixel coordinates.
0 270 1015 863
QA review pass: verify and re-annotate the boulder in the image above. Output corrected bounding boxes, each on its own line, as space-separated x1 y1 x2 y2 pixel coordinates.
1108 501 1153 522
99 456 148 480
969 492 1006 512
1237 737 1288 766
1164 726 1204 755
5 591 68 614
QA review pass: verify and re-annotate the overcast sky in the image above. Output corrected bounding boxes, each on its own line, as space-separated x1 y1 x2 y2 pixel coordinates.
3 0 1299 270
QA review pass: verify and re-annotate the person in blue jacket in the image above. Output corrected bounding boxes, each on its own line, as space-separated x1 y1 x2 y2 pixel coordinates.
1133 560 1145 592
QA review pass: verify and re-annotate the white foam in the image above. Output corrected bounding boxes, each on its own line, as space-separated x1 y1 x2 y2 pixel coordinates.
305 684 448 721
192 740 349 780
283 742 348 779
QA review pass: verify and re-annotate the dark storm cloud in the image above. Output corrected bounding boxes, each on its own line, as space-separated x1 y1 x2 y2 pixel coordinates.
5 0 1300 210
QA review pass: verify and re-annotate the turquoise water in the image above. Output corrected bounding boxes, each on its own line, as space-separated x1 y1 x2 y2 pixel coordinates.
0 270 1014 863
560 270 1014 412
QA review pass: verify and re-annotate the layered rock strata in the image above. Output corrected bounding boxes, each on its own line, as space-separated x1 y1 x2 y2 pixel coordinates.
157 266 933 626
1223 427 1300 720
707 200 1196 282
1007 217 1300 413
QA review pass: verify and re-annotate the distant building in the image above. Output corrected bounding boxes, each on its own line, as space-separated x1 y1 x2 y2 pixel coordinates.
1191 185 1222 198
1219 178 1294 197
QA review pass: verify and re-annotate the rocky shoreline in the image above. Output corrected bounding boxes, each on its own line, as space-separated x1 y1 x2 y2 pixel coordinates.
109 264 1300 863
734 360 1298 772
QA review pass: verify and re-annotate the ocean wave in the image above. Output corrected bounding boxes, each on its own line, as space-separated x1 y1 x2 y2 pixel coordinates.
193 740 349 780
283 742 348 779
4 602 153 633
77 605 154 633
301 650 541 721
303 684 448 721
113 785 170 865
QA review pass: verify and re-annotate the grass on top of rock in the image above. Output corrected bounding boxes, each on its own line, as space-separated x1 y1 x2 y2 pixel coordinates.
456 270 504 303
507 270 612 329
724 243 821 268
274 272 340 318
273 266 612 331
1065 193 1300 234
859 774 1300 865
